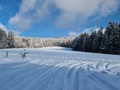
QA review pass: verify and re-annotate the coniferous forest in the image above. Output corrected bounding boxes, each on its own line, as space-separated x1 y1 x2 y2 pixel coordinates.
72 22 120 54
0 21 120 54
0 29 73 48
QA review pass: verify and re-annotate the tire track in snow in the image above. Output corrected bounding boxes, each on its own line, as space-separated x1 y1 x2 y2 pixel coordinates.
89 73 120 90
62 61 85 90
35 61 79 90
23 60 75 90
0 63 46 90
0 47 120 90
9 65 48 90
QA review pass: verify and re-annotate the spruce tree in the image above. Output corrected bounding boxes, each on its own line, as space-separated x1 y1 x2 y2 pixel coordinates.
0 29 7 48
93 27 103 52
82 33 89 51
7 31 15 48
109 22 120 54
72 37 79 50
78 34 84 51
89 31 97 52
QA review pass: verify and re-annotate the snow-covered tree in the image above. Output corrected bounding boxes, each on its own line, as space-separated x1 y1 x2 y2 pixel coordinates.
82 33 89 51
72 21 120 54
78 34 84 51
88 31 97 52
108 22 120 54
93 27 103 52
7 31 15 48
13 36 74 48
0 29 7 48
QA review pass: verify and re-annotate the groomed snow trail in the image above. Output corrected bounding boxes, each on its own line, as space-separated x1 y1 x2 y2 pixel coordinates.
0 47 120 90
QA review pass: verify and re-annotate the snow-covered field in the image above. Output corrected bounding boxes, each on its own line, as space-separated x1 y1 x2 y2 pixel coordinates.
0 46 120 90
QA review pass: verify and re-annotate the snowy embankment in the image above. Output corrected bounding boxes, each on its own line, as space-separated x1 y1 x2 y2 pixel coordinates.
0 46 120 90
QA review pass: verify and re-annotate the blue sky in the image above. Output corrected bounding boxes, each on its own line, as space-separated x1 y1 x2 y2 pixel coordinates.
0 0 120 37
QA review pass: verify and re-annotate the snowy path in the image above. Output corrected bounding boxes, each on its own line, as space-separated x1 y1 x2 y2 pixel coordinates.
0 47 120 90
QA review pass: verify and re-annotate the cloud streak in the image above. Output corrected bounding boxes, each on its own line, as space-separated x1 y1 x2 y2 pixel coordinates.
0 23 20 35
68 26 106 37
0 23 8 32
9 0 120 31
68 31 80 37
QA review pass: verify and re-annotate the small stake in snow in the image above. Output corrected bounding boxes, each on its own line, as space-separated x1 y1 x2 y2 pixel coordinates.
22 49 29 58
6 51 8 57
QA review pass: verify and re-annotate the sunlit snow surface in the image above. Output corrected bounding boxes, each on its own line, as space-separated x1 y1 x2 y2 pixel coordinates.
0 46 120 90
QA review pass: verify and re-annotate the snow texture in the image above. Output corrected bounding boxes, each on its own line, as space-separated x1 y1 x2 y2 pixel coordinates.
0 46 120 90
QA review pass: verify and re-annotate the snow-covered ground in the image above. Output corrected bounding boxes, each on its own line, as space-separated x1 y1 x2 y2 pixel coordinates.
0 46 120 90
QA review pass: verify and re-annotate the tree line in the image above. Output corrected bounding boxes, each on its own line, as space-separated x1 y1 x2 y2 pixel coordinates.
14 37 73 48
0 29 73 49
0 29 15 49
72 22 120 54
1 21 120 55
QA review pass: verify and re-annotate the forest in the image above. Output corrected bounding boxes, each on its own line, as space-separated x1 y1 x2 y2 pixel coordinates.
72 22 120 54
0 21 120 54
0 29 73 48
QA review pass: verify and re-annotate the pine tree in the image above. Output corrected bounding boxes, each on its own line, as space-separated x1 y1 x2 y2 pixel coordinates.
100 23 111 53
109 22 120 54
82 33 89 51
93 27 103 52
0 29 7 48
89 31 97 52
100 22 120 54
7 31 15 48
78 34 84 51
72 37 79 50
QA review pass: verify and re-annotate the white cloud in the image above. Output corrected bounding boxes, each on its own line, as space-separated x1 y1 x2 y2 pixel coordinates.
82 26 101 34
82 26 106 34
9 14 31 30
68 26 104 37
9 0 51 31
9 0 120 31
82 27 94 34
0 22 20 35
94 27 105 33
0 23 8 32
68 31 80 37
54 0 120 27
